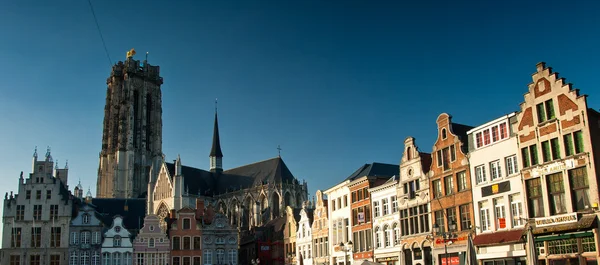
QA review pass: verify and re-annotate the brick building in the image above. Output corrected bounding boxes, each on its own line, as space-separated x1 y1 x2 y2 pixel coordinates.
429 113 474 265
168 205 203 265
132 215 170 265
515 62 600 264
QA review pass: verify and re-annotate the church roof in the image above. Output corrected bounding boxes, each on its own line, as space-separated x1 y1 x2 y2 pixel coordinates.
344 162 399 181
165 156 298 196
91 198 146 235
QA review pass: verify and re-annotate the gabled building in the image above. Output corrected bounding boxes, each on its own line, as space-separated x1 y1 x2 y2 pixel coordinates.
167 200 204 265
467 113 527 264
429 114 475 265
296 204 314 265
69 198 104 265
369 176 400 265
101 216 134 265
396 137 432 265
2 148 73 265
132 215 170 265
283 206 301 265
515 62 600 264
202 212 239 265
311 190 329 265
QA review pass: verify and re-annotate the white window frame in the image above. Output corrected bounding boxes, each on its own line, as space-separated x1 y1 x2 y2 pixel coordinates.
475 165 487 184
505 155 518 176
510 193 524 227
490 160 502 181
479 201 491 232
493 197 506 230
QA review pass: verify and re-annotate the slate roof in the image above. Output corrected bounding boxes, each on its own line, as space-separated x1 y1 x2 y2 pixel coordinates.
165 157 298 196
344 162 399 181
305 209 315 227
451 123 474 153
91 198 147 236
418 152 432 174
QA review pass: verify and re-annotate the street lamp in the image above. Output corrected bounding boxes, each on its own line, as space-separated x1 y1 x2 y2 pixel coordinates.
338 241 353 265
434 220 456 265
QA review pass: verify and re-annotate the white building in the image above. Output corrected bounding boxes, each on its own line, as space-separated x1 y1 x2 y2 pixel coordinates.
368 176 400 265
101 216 134 265
324 181 352 265
467 113 527 264
296 205 314 265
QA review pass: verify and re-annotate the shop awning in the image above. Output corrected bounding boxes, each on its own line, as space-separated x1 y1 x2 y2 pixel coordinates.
473 229 525 247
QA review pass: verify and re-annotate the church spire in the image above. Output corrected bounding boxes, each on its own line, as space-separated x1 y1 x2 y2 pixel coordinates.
210 99 223 173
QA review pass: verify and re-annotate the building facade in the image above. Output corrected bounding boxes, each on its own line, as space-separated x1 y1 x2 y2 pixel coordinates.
2 149 72 265
96 53 164 199
296 205 314 265
283 206 300 265
369 176 399 265
168 205 203 265
350 175 386 262
202 213 239 265
311 190 329 265
101 216 134 265
132 215 170 265
429 114 475 265
467 113 527 264
397 137 433 265
325 181 352 265
69 202 104 265
515 62 600 264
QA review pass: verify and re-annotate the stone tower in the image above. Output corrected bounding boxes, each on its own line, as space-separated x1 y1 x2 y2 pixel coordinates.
96 50 164 198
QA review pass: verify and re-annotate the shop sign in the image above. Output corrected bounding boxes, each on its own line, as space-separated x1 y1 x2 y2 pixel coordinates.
534 213 578 228
435 236 466 245
261 245 270 251
440 256 459 265
498 218 506 229
376 257 399 262
481 181 511 197
531 159 575 178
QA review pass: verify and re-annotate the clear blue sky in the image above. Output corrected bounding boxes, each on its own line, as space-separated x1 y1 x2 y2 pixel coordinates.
1 0 600 210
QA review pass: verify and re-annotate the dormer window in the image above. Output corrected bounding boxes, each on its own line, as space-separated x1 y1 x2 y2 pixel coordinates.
149 225 154 231
114 226 121 233
441 128 447 139
183 218 191 230
83 214 90 224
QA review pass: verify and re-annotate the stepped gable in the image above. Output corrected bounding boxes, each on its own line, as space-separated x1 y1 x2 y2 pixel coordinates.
344 162 399 181
165 163 215 195
91 198 147 235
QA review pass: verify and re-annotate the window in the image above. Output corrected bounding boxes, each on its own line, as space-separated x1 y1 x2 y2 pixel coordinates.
195 257 202 265
343 195 348 207
148 238 155 248
124 252 132 265
173 257 181 265
357 190 363 201
442 128 447 139
50 204 58 220
459 204 471 231
36 190 41 200
33 205 42 221
11 228 21 247
476 132 483 148
83 214 90 224
505 155 518 176
81 231 90 244
93 232 101 244
483 130 491 145
81 252 90 265
393 223 400 245
373 201 380 217
229 250 237 265
399 204 429 236
432 179 442 198
383 225 391 247
444 175 454 195
70 253 78 265
50 255 60 265
103 253 110 265
551 138 561 160
475 165 486 184
522 145 539 168
434 210 444 232
46 190 52 200
391 196 398 213
526 178 544 218
493 198 506 230
565 131 585 155
491 126 499 142
113 252 121 265
382 199 389 215
114 235 122 247
547 172 566 215
71 232 78 245
203 250 212 265
479 201 491 232
375 227 381 248
351 192 356 203
26 190 31 199
114 226 121 233
446 207 456 231
537 99 555 123
194 236 201 249
92 252 100 265
16 205 24 221
457 171 467 191
569 167 590 211
31 227 41 247
172 236 180 250
450 144 456 161
337 198 341 209
490 160 502 181
183 218 191 229
499 123 508 139
542 138 561 162
184 257 191 265
30 255 41 265
509 193 524 227
363 187 369 199
10 255 20 265
574 131 584 154
183 237 191 250
51 227 62 247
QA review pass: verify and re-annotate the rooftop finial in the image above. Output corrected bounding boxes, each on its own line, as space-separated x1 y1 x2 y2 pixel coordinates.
33 146 38 158
65 160 69 169
145 51 149 62
55 160 59 169
277 145 282 157
215 98 218 113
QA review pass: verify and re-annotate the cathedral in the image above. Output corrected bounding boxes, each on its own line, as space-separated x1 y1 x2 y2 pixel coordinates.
96 50 308 230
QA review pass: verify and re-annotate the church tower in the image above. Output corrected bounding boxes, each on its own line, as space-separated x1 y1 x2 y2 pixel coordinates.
96 49 164 198
209 111 223 173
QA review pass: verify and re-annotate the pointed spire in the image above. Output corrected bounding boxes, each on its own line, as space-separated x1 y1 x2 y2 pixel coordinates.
45 146 52 162
55 160 59 169
33 146 38 159
175 154 182 176
210 100 223 158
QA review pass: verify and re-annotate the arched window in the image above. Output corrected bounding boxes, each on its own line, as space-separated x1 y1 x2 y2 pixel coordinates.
81 251 90 265
229 249 237 265
113 252 121 265
102 253 110 265
203 250 212 265
148 238 155 248
375 227 381 248
393 223 400 245
70 252 78 265
92 252 100 265
407 147 412 160
442 128 447 139
383 225 391 247
124 252 132 265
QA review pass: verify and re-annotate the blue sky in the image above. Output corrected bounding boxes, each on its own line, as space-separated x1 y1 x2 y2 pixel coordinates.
1 0 600 212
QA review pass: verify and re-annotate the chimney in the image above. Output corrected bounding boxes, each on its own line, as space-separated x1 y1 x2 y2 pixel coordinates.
170 209 176 219
196 198 205 218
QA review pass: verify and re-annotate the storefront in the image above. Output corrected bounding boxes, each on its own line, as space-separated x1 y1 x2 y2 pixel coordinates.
432 237 466 265
473 229 526 265
533 214 599 265
375 256 398 265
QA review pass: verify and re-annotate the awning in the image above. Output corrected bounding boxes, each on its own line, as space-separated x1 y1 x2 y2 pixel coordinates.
533 215 597 235
473 229 525 247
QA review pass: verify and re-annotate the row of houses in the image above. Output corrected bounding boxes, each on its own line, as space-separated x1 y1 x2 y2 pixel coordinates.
1 151 239 265
261 62 600 265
